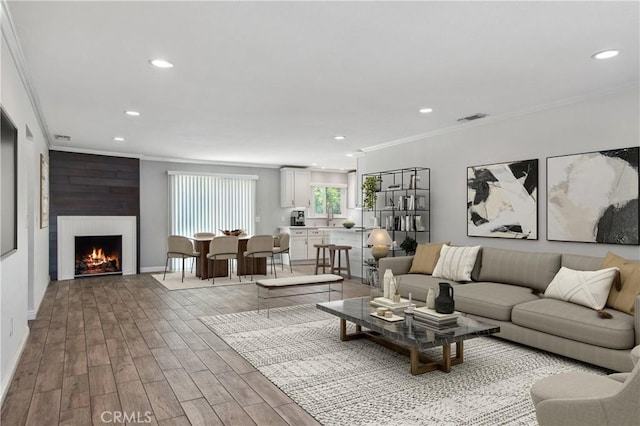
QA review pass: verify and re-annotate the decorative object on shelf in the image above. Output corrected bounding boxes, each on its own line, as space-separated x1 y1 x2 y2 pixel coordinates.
435 282 455 314
342 219 355 228
547 147 639 245
399 236 417 255
362 176 382 210
220 229 245 236
467 158 538 240
409 174 417 190
367 228 392 261
426 288 436 309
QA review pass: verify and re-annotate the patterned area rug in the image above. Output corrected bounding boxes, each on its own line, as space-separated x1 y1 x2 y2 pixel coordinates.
199 304 608 426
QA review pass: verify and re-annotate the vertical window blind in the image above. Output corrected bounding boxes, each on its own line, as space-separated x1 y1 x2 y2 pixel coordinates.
168 172 257 239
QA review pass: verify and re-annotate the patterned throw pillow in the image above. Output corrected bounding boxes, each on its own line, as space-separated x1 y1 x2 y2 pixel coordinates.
544 266 619 310
603 252 640 314
409 241 450 275
432 245 481 282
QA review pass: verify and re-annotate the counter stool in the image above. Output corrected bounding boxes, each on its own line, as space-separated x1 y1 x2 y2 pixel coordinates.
314 244 335 274
329 245 352 279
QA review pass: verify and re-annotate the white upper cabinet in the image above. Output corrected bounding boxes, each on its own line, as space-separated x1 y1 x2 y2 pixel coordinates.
280 168 311 208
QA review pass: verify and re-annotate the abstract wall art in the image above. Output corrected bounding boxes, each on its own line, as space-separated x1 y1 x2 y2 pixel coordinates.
467 159 538 239
547 147 639 245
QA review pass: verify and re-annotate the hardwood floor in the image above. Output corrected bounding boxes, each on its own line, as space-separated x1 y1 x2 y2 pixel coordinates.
1 265 371 425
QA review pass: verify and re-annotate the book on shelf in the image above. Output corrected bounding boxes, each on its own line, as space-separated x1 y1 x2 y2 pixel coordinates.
371 297 411 309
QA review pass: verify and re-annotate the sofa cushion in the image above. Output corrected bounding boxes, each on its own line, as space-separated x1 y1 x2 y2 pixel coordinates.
454 282 541 321
544 266 618 311
433 245 481 281
562 254 603 271
476 247 561 292
512 298 635 350
394 274 459 302
603 252 640 315
409 241 449 275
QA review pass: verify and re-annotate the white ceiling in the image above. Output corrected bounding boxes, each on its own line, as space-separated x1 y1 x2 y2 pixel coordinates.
6 1 639 171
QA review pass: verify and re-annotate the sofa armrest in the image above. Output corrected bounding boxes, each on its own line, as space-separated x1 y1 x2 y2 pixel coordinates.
379 256 414 276
635 295 640 346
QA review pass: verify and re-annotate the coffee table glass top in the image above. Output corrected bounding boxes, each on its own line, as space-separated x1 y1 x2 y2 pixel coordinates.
317 297 500 350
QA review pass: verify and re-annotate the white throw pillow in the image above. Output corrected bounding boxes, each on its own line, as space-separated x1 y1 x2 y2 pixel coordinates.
544 266 619 310
432 245 481 282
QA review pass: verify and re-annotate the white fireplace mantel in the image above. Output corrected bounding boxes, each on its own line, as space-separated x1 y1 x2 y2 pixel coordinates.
57 216 137 280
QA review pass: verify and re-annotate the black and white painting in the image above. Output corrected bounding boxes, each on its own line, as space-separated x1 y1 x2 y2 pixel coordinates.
467 159 538 239
547 147 639 245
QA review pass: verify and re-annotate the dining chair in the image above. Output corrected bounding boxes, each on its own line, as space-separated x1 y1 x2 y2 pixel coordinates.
164 235 200 283
243 234 276 281
273 233 292 273
207 236 240 284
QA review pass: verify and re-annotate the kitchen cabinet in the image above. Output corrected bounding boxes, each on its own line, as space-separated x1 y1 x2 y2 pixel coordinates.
280 168 311 208
347 171 358 209
280 227 325 262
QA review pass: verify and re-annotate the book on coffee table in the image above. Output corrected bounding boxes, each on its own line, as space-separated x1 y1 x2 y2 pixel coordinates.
371 297 411 310
412 307 460 329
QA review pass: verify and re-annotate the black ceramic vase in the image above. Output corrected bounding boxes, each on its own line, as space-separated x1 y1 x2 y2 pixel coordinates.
435 282 455 314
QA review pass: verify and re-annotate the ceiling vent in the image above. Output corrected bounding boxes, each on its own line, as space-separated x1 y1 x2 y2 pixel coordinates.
457 113 488 123
54 134 71 142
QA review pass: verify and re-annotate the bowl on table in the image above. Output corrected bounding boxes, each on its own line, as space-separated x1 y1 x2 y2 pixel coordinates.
220 229 245 237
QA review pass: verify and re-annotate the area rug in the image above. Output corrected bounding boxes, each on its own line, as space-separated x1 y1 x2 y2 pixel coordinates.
152 265 302 290
199 304 608 426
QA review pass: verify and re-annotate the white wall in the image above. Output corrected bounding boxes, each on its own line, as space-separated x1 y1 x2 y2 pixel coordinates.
0 34 50 401
363 89 640 260
139 160 281 271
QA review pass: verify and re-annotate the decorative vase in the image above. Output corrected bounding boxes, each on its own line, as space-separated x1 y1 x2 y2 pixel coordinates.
435 282 455 314
383 270 393 299
426 288 436 309
392 293 401 303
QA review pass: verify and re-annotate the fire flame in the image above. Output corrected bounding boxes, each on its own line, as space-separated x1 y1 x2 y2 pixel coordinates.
83 247 120 269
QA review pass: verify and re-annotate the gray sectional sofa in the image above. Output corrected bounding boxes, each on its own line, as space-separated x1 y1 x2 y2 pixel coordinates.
379 247 639 372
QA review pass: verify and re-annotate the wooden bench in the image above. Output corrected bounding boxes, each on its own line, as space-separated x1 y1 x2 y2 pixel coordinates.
256 274 344 318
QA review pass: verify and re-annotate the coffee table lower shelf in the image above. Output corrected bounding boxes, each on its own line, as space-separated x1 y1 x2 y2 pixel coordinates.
339 319 464 375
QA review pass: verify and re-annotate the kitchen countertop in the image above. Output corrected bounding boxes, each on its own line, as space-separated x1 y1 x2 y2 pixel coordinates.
280 225 366 232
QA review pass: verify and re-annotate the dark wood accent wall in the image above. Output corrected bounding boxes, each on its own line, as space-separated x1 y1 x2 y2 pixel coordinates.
49 151 140 280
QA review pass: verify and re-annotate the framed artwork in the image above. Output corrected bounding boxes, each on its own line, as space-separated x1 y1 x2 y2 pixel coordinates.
40 153 49 229
547 147 639 245
467 159 538 239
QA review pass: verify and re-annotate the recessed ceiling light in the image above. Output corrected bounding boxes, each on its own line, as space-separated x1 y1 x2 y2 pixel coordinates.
591 50 619 60
149 59 174 68
113 137 125 142
125 110 140 116
419 108 433 114
334 135 346 141
311 163 318 166
346 153 354 157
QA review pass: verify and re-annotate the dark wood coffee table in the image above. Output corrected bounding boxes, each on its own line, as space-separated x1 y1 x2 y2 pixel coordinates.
317 297 500 375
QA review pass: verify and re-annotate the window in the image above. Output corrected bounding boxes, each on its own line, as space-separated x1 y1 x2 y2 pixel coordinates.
168 170 257 240
311 185 346 217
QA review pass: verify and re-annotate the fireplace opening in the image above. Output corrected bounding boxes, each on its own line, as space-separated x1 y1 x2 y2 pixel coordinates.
75 235 122 277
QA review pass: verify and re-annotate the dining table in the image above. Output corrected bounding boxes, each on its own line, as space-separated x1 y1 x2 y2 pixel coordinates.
191 235 267 280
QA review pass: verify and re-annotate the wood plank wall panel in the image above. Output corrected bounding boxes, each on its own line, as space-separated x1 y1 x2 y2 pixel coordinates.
49 151 140 280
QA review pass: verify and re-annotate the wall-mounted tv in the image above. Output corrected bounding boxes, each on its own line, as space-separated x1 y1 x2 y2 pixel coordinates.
1 107 18 256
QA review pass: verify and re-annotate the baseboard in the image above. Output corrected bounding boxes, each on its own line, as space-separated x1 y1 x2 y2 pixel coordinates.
0 328 30 406
140 266 166 273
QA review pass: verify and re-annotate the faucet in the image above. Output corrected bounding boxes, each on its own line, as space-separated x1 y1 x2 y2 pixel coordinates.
326 204 334 226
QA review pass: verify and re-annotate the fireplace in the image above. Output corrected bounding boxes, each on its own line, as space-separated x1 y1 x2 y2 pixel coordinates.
75 235 122 277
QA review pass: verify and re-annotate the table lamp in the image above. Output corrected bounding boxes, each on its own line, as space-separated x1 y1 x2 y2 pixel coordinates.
367 228 392 261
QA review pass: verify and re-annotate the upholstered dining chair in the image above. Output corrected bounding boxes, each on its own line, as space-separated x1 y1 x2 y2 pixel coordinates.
273 233 292 273
164 235 200 283
207 236 240 284
244 234 276 281
530 345 640 426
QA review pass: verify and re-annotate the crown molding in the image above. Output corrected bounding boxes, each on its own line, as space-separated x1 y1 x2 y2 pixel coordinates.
361 83 639 154
1 0 51 147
